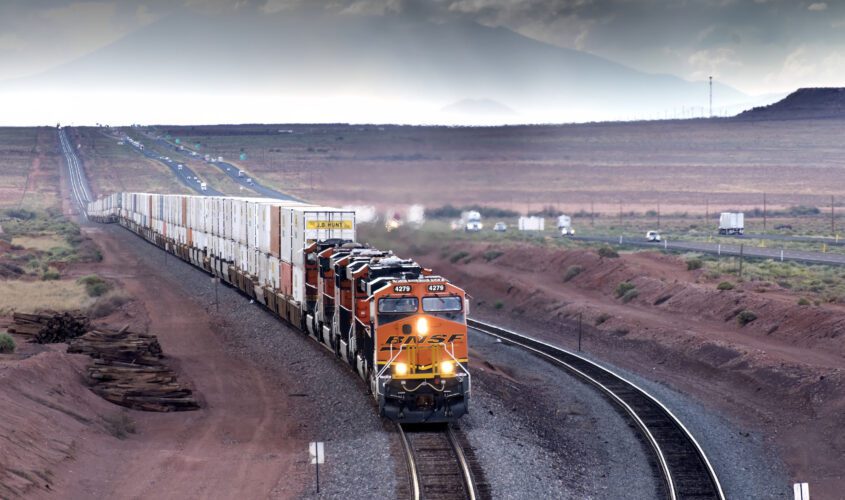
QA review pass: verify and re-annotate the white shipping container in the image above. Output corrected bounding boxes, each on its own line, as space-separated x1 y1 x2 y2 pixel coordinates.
518 216 545 231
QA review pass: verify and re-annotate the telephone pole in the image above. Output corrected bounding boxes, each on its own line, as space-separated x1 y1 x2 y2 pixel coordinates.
763 192 767 231
832 196 836 236
709 76 713 118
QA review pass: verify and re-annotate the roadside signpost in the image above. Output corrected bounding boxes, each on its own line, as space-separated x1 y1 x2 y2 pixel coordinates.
310 441 325 493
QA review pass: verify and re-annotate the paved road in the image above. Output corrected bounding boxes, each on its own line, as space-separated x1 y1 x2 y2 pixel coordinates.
573 234 845 266
58 128 93 217
740 232 845 246
122 135 224 196
149 135 296 200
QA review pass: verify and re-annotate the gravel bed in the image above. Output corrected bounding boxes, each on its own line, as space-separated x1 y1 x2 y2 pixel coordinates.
571 350 791 499
101 224 396 499
462 330 661 499
472 312 791 499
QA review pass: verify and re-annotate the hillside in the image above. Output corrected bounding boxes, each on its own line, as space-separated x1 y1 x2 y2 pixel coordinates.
736 88 845 121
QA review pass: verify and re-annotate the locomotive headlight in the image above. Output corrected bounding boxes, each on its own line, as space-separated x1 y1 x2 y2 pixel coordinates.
393 362 409 376
440 361 455 375
416 317 429 335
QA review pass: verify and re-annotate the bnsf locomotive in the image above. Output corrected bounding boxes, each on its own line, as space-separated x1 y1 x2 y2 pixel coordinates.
87 193 469 422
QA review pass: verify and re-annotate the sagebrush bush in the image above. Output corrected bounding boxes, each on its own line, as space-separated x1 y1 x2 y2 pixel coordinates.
686 258 703 271
798 297 810 306
449 251 470 263
595 313 611 325
87 291 130 318
597 246 619 258
483 250 503 262
717 281 734 291
615 282 636 298
493 300 504 310
0 333 15 353
42 270 61 281
78 274 111 297
737 310 757 326
621 288 639 303
563 265 583 282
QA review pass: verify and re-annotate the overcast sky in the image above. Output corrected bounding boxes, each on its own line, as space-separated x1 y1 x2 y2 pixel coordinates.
0 0 842 124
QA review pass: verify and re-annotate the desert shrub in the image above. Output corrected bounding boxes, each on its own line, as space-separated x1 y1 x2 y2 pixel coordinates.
78 274 111 297
798 297 811 306
621 288 639 303
595 313 611 325
87 291 131 318
42 270 61 281
597 246 619 259
483 250 504 262
0 333 15 353
737 310 757 326
563 265 583 282
717 281 734 291
493 300 504 310
686 258 703 271
615 282 636 298
449 251 469 264
4 208 36 220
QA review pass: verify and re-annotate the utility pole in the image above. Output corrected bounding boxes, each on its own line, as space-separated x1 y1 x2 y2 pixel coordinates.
709 76 713 118
590 199 595 227
832 195 836 236
657 201 661 229
705 198 709 222
763 192 767 231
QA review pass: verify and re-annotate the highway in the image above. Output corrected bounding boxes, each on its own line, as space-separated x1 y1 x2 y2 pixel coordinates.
121 135 224 196
58 128 93 218
148 135 296 200
572 234 845 266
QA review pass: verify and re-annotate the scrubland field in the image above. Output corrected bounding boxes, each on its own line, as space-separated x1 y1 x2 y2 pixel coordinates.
154 119 845 215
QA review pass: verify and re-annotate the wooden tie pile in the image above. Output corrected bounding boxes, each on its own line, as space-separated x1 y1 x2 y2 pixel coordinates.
8 311 90 343
68 327 200 412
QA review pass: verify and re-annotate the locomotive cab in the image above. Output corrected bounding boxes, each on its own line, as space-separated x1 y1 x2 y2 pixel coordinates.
371 277 470 422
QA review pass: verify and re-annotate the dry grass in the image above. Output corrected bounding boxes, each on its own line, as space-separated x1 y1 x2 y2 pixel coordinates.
0 280 90 314
11 235 70 252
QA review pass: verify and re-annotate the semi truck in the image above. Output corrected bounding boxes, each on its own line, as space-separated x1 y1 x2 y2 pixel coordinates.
518 216 545 231
719 212 744 235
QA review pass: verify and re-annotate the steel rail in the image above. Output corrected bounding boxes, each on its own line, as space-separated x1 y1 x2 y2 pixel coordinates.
467 318 725 500
397 423 478 500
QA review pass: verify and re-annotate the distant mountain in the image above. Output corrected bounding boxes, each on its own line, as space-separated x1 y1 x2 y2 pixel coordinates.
1 7 766 124
735 88 845 121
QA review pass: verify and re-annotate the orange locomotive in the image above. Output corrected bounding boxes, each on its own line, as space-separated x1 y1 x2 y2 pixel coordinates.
304 242 470 423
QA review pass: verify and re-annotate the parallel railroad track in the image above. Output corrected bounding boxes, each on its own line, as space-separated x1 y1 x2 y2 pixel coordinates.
398 423 482 500
468 318 725 500
58 128 92 217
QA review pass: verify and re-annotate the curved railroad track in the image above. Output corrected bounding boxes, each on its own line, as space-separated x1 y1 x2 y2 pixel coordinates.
398 423 480 500
468 318 726 500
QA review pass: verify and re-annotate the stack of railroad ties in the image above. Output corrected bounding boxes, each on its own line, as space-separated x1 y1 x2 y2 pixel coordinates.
8 311 198 412
87 193 471 423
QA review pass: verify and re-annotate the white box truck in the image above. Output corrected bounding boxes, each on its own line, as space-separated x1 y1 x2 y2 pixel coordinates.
557 215 574 235
463 211 483 232
719 212 744 235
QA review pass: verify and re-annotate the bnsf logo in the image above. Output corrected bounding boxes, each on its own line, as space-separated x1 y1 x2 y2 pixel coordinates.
381 334 464 349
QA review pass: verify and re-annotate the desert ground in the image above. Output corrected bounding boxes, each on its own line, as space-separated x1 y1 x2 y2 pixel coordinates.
2 118 845 498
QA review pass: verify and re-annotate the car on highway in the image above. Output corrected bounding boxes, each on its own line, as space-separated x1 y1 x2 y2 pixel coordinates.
493 222 507 232
246 178 253 184
177 164 183 170
646 230 661 242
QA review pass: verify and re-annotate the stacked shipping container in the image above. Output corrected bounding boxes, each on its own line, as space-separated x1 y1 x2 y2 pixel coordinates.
87 193 356 312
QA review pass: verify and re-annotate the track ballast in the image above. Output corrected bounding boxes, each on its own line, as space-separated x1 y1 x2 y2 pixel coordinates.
468 318 725 500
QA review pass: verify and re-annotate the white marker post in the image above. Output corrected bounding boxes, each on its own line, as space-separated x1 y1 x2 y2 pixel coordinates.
794 482 809 500
310 441 325 493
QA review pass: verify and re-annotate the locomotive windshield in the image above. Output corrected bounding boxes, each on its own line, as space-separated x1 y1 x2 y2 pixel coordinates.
379 297 419 313
422 296 462 312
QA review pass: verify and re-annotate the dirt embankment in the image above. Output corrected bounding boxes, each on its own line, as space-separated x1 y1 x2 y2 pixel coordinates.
0 344 128 498
405 240 845 496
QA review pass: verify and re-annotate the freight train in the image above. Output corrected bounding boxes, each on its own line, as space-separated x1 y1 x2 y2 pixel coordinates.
87 193 469 423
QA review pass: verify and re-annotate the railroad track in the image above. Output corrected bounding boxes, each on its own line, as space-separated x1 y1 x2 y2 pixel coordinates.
58 128 92 217
398 423 481 500
468 318 725 500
